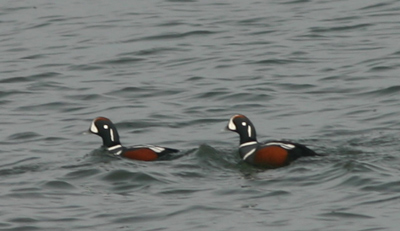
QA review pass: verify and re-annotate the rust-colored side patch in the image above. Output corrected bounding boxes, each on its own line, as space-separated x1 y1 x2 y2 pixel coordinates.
122 148 158 161
253 146 289 167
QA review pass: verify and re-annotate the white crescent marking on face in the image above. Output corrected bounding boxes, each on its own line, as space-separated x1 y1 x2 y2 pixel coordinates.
228 117 236 130
90 121 98 133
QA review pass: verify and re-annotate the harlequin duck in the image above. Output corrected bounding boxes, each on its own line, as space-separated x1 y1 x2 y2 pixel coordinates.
88 117 179 161
226 114 320 168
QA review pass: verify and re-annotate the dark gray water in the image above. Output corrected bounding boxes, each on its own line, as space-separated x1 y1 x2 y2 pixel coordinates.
1 0 400 230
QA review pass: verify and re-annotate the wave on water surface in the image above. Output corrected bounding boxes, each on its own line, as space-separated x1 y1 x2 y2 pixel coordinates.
1 0 400 230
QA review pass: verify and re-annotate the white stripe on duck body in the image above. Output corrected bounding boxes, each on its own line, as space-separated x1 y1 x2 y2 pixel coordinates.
226 114 321 168
88 117 179 161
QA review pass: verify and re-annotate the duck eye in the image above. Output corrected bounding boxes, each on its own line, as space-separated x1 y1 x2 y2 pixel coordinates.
242 122 247 126
103 125 109 129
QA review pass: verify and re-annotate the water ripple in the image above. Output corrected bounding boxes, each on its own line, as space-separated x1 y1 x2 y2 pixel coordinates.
1 0 400 230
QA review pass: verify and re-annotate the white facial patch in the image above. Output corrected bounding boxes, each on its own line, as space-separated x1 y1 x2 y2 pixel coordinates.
104 125 108 129
228 117 236 130
90 121 98 133
247 125 252 137
242 122 247 126
110 128 114 142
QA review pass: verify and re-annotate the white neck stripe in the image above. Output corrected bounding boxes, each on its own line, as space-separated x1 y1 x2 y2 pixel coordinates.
239 141 257 148
108 144 122 151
